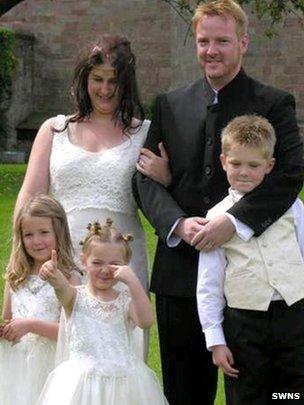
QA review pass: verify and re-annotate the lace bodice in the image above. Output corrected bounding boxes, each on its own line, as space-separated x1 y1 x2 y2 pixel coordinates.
0 276 60 405
49 115 150 216
11 276 60 322
64 286 136 375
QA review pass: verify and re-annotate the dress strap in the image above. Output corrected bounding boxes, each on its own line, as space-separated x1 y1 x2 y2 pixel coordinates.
53 114 68 132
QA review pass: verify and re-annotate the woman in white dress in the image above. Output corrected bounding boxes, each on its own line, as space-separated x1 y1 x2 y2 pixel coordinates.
15 34 170 282
15 34 171 358
16 35 168 290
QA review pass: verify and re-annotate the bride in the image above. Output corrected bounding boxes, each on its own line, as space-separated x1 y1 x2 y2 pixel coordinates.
15 34 171 359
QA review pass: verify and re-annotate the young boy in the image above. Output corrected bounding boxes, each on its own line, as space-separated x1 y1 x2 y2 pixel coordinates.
197 115 304 404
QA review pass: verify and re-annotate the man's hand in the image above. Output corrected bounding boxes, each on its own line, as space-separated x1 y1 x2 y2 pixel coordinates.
212 345 239 378
174 217 208 245
191 214 235 251
136 142 172 187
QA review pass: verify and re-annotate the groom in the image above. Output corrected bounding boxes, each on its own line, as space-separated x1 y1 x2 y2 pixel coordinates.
133 1 303 404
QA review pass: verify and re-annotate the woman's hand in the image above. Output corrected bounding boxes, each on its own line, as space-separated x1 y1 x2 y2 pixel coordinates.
136 142 172 187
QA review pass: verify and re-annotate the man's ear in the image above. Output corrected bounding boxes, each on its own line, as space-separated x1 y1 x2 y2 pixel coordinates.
220 153 227 172
240 34 249 55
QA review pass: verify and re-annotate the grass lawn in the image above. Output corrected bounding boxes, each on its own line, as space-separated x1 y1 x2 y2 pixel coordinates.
13 164 303 403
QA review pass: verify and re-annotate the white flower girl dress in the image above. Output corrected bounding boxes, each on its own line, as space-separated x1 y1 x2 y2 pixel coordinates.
0 276 60 405
37 286 168 405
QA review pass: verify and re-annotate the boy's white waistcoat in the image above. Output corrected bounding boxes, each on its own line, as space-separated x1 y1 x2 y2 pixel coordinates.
223 208 304 311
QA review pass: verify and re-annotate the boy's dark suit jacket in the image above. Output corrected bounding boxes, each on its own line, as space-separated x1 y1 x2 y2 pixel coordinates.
133 69 304 298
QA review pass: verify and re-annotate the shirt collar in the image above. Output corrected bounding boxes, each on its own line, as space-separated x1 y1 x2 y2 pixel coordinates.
229 187 245 203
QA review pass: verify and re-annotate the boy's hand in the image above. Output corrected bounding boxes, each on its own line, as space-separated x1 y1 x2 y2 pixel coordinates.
212 344 239 378
107 265 136 285
39 249 58 282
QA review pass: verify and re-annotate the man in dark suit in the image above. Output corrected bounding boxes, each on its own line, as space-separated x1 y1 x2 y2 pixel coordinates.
132 1 303 404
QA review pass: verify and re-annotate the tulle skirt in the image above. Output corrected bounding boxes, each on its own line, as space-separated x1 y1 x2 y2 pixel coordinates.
37 358 168 405
0 335 56 405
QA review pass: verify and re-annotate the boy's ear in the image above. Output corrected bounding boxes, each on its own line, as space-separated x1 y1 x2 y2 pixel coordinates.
220 154 227 171
266 157 275 174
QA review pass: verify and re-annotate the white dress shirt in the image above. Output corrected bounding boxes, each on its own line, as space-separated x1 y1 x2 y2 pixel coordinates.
196 189 304 350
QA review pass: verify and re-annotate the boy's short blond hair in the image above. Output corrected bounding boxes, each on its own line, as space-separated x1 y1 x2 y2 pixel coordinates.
193 0 248 39
221 115 276 159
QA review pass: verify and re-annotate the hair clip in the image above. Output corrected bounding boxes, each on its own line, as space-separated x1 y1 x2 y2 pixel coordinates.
105 218 113 227
123 234 134 242
92 45 102 53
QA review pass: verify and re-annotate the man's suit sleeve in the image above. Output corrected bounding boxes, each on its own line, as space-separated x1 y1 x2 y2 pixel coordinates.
132 95 186 242
228 92 304 235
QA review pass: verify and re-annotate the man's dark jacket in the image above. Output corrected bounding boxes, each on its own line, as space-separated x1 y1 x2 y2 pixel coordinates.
133 69 304 297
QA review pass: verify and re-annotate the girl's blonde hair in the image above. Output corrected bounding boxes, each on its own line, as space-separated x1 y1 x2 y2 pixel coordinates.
193 0 248 39
80 218 133 263
6 194 77 290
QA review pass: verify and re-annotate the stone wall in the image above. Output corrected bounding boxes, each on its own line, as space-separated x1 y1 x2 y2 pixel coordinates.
0 0 172 115
4 32 35 150
243 10 304 122
0 0 303 148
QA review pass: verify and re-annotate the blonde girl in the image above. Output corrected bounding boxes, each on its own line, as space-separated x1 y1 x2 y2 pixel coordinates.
37 219 168 405
0 194 81 405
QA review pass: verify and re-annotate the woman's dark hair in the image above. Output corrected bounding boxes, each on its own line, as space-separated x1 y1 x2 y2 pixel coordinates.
64 34 145 133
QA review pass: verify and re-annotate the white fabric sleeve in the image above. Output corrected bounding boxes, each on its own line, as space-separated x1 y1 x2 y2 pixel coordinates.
196 248 227 350
166 217 183 247
292 198 304 260
225 212 254 241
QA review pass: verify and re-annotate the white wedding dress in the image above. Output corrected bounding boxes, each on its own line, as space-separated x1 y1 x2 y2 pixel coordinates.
49 115 149 290
37 286 168 405
0 276 60 405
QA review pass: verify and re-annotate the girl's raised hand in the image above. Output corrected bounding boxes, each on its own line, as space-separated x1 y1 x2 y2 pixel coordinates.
39 249 58 281
107 265 135 285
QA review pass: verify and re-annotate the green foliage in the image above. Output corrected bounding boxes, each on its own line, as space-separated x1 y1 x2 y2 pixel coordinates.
0 28 16 80
143 100 156 120
163 0 304 37
0 28 17 139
